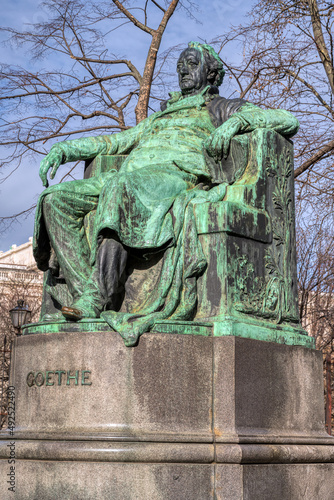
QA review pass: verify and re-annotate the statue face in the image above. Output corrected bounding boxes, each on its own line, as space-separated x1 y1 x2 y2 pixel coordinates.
177 48 209 96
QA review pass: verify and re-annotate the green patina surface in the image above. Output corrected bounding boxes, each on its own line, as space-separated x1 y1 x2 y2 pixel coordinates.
22 319 315 349
22 319 111 335
31 42 304 347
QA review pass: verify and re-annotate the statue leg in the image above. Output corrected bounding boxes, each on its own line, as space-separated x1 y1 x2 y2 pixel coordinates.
41 182 101 301
61 233 128 320
97 232 128 310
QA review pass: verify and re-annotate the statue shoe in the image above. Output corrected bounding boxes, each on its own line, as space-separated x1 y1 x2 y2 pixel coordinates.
61 304 98 321
41 311 64 322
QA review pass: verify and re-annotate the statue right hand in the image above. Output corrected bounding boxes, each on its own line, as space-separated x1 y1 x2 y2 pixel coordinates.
39 146 64 188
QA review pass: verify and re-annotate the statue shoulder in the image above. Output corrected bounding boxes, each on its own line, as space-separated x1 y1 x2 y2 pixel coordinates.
207 96 248 127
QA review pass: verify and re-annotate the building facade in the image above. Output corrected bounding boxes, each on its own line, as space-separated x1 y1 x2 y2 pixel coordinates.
0 238 43 332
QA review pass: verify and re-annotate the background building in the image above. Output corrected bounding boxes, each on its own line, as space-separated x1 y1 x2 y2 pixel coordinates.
0 237 43 334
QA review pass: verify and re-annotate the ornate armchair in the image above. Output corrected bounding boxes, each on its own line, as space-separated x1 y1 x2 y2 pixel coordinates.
40 129 311 346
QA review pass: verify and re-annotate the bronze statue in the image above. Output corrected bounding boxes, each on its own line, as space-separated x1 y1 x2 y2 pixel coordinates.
33 42 299 345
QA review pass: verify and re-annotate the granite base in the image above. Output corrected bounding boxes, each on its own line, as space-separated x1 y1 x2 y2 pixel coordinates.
0 330 333 499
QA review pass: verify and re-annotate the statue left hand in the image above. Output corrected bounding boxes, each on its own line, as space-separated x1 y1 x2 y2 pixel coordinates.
204 116 242 160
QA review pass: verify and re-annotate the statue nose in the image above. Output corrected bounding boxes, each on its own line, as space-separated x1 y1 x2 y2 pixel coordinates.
180 64 189 75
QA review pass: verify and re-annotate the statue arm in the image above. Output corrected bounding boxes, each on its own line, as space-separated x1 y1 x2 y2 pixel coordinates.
230 103 299 137
205 102 299 160
39 121 147 187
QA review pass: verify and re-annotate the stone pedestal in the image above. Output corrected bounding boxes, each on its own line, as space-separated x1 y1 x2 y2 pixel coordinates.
0 331 334 499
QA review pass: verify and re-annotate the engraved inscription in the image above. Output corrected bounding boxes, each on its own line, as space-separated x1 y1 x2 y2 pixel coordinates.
26 370 92 387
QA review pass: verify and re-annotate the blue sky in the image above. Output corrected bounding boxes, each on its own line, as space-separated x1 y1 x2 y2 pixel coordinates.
0 0 252 252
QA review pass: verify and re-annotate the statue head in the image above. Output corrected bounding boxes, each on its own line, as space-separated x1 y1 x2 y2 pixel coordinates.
177 42 225 96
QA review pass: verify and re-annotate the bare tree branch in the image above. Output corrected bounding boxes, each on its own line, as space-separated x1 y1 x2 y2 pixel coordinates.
294 138 334 177
135 0 179 122
308 0 334 95
112 0 154 34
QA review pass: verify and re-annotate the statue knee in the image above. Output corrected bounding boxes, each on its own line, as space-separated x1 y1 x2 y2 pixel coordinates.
43 191 58 208
42 190 69 217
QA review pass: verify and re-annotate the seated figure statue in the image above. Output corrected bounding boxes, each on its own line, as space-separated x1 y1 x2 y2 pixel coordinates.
33 42 299 346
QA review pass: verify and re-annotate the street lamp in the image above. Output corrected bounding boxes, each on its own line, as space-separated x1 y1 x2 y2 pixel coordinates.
9 300 32 335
